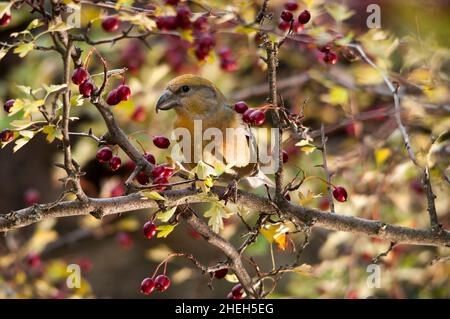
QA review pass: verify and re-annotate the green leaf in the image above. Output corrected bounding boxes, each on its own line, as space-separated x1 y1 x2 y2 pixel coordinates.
157 206 177 223
0 2 12 17
141 190 166 201
14 43 35 58
27 19 44 30
47 21 73 32
10 119 45 130
156 224 177 238
42 125 63 143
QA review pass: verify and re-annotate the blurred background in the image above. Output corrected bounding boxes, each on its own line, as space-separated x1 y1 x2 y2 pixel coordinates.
0 0 449 298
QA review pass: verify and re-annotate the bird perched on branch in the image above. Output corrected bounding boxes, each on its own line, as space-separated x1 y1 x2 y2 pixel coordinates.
155 74 273 199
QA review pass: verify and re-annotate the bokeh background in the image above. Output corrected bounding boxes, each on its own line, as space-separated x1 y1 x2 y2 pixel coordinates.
0 0 449 298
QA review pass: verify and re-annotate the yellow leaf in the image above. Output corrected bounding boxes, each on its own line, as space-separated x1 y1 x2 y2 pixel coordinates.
260 222 290 250
407 68 432 87
156 224 177 238
179 29 193 43
224 273 239 283
141 190 166 201
116 218 140 232
42 125 63 143
295 139 316 154
14 43 35 58
157 206 177 222
298 190 321 206
375 148 391 166
321 86 349 105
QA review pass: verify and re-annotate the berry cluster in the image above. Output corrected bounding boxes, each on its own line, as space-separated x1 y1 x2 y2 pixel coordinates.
319 45 338 65
278 1 310 32
218 47 237 72
96 146 122 172
72 67 95 97
0 13 11 27
140 275 171 295
106 84 131 106
234 101 266 126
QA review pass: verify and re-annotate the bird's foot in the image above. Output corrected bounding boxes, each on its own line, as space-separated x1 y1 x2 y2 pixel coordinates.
219 179 238 205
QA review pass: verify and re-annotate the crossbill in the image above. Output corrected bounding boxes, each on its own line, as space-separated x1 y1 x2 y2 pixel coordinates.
155 74 272 190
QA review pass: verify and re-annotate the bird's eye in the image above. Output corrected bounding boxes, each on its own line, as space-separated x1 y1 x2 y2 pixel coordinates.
181 85 190 93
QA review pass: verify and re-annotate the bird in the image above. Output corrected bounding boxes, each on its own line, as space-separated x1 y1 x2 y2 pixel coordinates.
155 74 272 200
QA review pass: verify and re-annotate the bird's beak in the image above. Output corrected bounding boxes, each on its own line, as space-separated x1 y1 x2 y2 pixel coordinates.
156 90 178 113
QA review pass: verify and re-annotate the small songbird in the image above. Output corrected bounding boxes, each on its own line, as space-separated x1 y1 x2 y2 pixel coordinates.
155 74 272 196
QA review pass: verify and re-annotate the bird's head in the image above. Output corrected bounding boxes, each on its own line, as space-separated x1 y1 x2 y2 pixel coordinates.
156 74 228 120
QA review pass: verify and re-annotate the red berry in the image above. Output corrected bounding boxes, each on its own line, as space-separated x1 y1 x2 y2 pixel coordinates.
117 85 131 101
292 20 304 33
298 10 311 24
214 268 228 279
282 150 289 163
143 221 157 239
24 189 40 206
151 165 166 179
153 176 169 190
227 292 243 299
4 99 14 113
218 47 233 60
242 109 256 124
323 52 338 65
163 166 174 178
96 147 113 163
250 110 266 126
278 20 291 31
136 171 150 185
110 183 124 197
284 1 298 11
140 277 156 295
319 45 331 53
156 16 178 31
319 196 330 210
132 106 146 122
109 156 122 171
281 10 294 22
155 275 171 292
234 101 248 114
71 68 88 85
220 59 238 72
1 129 14 143
79 80 94 97
231 283 243 297
193 15 208 31
106 89 121 105
102 16 120 32
0 13 11 27
176 6 192 29
165 0 180 6
144 153 156 165
126 160 137 171
153 135 170 149
333 186 348 202
116 232 133 249
26 253 41 268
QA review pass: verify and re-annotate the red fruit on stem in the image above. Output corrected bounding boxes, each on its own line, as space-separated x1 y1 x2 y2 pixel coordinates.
109 156 122 171
333 186 348 202
4 99 14 113
153 177 169 190
132 106 146 122
242 109 256 124
96 147 113 163
143 221 157 239
250 110 266 126
106 89 121 105
0 13 11 27
71 68 88 85
176 6 192 29
323 52 338 65
151 165 166 179
284 1 299 11
163 166 174 178
155 275 171 292
102 16 120 32
117 85 131 101
153 135 170 149
231 283 243 297
24 189 40 205
278 20 291 31
110 183 124 197
1 129 14 143
144 153 156 165
281 10 294 22
140 278 156 295
234 101 248 114
193 15 208 31
227 292 243 299
214 268 228 279
136 171 150 185
79 81 94 97
220 59 238 72
292 20 304 33
282 150 289 163
298 10 311 24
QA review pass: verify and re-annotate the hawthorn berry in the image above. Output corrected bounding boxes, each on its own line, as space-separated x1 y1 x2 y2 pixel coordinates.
298 10 311 24
333 186 348 202
117 85 131 101
141 277 156 295
214 268 228 279
234 101 248 114
153 176 169 190
220 59 238 72
26 253 41 268
4 99 15 113
79 80 94 97
144 152 156 165
278 20 291 31
102 16 120 32
153 135 170 149
156 16 178 31
282 150 289 163
155 275 171 292
0 13 11 27
231 283 243 297
163 166 175 178
242 109 256 124
284 1 299 11
106 89 121 105
165 0 180 6
136 171 150 185
292 20 304 33
109 156 122 171
193 15 208 32
151 165 166 179
71 67 89 85
24 189 40 206
176 6 192 29
96 147 113 163
143 221 157 239
250 110 266 126
132 106 146 122
110 183 125 197
281 10 294 22
323 52 338 65
0 129 14 143
227 292 243 299
116 232 134 249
